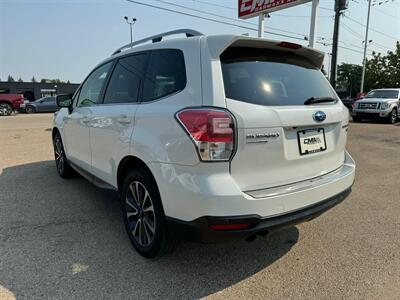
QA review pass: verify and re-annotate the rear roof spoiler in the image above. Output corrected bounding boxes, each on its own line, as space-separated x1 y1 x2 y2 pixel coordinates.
205 35 325 69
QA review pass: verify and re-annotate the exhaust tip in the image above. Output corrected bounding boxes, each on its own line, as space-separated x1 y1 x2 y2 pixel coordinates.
245 230 269 242
245 234 257 242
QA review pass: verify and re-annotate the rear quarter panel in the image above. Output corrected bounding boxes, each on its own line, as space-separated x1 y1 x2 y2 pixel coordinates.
130 39 203 166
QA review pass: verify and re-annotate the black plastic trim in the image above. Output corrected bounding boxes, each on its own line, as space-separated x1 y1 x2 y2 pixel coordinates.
166 187 352 243
69 161 117 191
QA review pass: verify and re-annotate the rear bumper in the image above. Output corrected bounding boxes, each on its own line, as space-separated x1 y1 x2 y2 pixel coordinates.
12 101 23 109
166 187 351 243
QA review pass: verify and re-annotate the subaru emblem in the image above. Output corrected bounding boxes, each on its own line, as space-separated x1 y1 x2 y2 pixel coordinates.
313 111 326 122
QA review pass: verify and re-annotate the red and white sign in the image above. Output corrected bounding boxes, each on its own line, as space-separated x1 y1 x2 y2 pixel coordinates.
238 0 312 19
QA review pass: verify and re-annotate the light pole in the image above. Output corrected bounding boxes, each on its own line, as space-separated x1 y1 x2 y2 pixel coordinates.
360 0 372 94
330 0 349 89
124 16 137 44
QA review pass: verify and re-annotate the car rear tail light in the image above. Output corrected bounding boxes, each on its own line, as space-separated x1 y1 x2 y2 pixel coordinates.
209 223 250 231
278 41 302 49
176 109 235 161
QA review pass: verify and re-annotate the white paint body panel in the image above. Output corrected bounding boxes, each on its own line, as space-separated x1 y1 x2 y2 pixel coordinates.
54 34 355 222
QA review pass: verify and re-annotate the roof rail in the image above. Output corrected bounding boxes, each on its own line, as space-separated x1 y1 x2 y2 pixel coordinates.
112 29 203 55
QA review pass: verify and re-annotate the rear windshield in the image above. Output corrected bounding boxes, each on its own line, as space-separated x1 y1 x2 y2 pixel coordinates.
365 90 399 99
220 47 337 106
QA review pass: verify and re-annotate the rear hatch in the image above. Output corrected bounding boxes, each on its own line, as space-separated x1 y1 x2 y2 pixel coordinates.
220 46 348 192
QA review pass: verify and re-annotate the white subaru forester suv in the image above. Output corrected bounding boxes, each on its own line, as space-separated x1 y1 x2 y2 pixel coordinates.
53 30 356 258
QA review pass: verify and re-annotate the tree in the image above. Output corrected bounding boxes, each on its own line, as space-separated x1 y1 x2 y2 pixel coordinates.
17 77 23 82
31 76 37 83
364 42 400 92
337 63 362 98
335 42 400 96
7 75 15 82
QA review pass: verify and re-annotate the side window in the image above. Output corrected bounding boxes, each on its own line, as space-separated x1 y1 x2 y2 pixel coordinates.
77 62 113 107
103 53 147 104
44 97 55 103
142 49 186 102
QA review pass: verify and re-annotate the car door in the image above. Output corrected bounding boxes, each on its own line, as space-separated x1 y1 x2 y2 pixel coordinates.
39 97 55 112
89 53 148 186
62 62 113 173
47 97 59 112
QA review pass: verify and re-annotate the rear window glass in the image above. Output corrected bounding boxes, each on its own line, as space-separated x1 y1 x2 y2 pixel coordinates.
220 47 336 106
142 49 186 102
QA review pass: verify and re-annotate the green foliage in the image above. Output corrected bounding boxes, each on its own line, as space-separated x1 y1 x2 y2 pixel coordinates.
31 76 37 83
336 42 400 97
7 75 15 82
364 41 400 91
40 78 65 84
337 63 362 97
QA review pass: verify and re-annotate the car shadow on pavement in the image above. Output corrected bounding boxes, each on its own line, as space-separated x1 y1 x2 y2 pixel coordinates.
0 160 299 299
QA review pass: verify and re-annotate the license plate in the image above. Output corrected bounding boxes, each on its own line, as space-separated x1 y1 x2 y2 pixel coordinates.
297 128 327 155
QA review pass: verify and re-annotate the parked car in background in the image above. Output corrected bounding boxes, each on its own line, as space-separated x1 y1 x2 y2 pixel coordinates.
18 98 32 113
352 88 399 124
0 93 24 116
341 97 355 111
52 30 355 258
25 96 59 113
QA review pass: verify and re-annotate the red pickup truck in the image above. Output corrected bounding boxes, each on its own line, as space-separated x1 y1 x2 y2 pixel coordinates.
0 94 24 116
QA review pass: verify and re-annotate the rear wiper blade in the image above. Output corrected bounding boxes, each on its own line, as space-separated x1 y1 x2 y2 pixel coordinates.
304 97 337 105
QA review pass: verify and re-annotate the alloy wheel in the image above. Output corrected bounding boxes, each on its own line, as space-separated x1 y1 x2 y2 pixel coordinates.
54 136 65 174
125 181 156 247
0 103 12 116
391 110 397 124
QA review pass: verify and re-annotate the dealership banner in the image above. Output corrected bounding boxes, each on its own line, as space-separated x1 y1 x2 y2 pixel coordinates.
239 0 312 19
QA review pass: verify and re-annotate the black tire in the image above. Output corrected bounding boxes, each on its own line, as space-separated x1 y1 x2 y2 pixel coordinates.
0 102 13 116
53 132 76 178
25 106 35 114
388 108 398 124
122 169 176 258
352 116 361 122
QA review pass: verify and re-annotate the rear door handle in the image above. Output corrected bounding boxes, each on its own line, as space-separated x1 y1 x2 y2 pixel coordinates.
117 115 131 125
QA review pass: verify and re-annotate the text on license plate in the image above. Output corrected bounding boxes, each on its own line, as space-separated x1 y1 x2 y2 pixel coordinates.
297 128 327 155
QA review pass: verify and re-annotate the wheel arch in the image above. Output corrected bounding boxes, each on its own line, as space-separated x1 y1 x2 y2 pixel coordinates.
52 127 60 139
26 104 36 111
0 100 13 110
117 156 159 193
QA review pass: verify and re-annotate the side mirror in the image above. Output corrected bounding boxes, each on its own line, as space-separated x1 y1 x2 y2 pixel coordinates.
56 94 73 109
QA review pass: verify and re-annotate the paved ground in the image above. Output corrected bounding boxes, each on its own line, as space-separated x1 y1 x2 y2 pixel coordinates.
0 113 399 300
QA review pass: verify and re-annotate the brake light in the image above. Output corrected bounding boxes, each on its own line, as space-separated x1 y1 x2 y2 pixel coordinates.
278 41 302 49
176 109 235 161
209 224 250 231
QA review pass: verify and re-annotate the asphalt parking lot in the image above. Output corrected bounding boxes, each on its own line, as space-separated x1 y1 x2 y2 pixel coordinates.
0 113 399 299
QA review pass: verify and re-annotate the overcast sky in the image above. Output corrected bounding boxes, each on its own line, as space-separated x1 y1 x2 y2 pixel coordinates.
0 0 399 83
